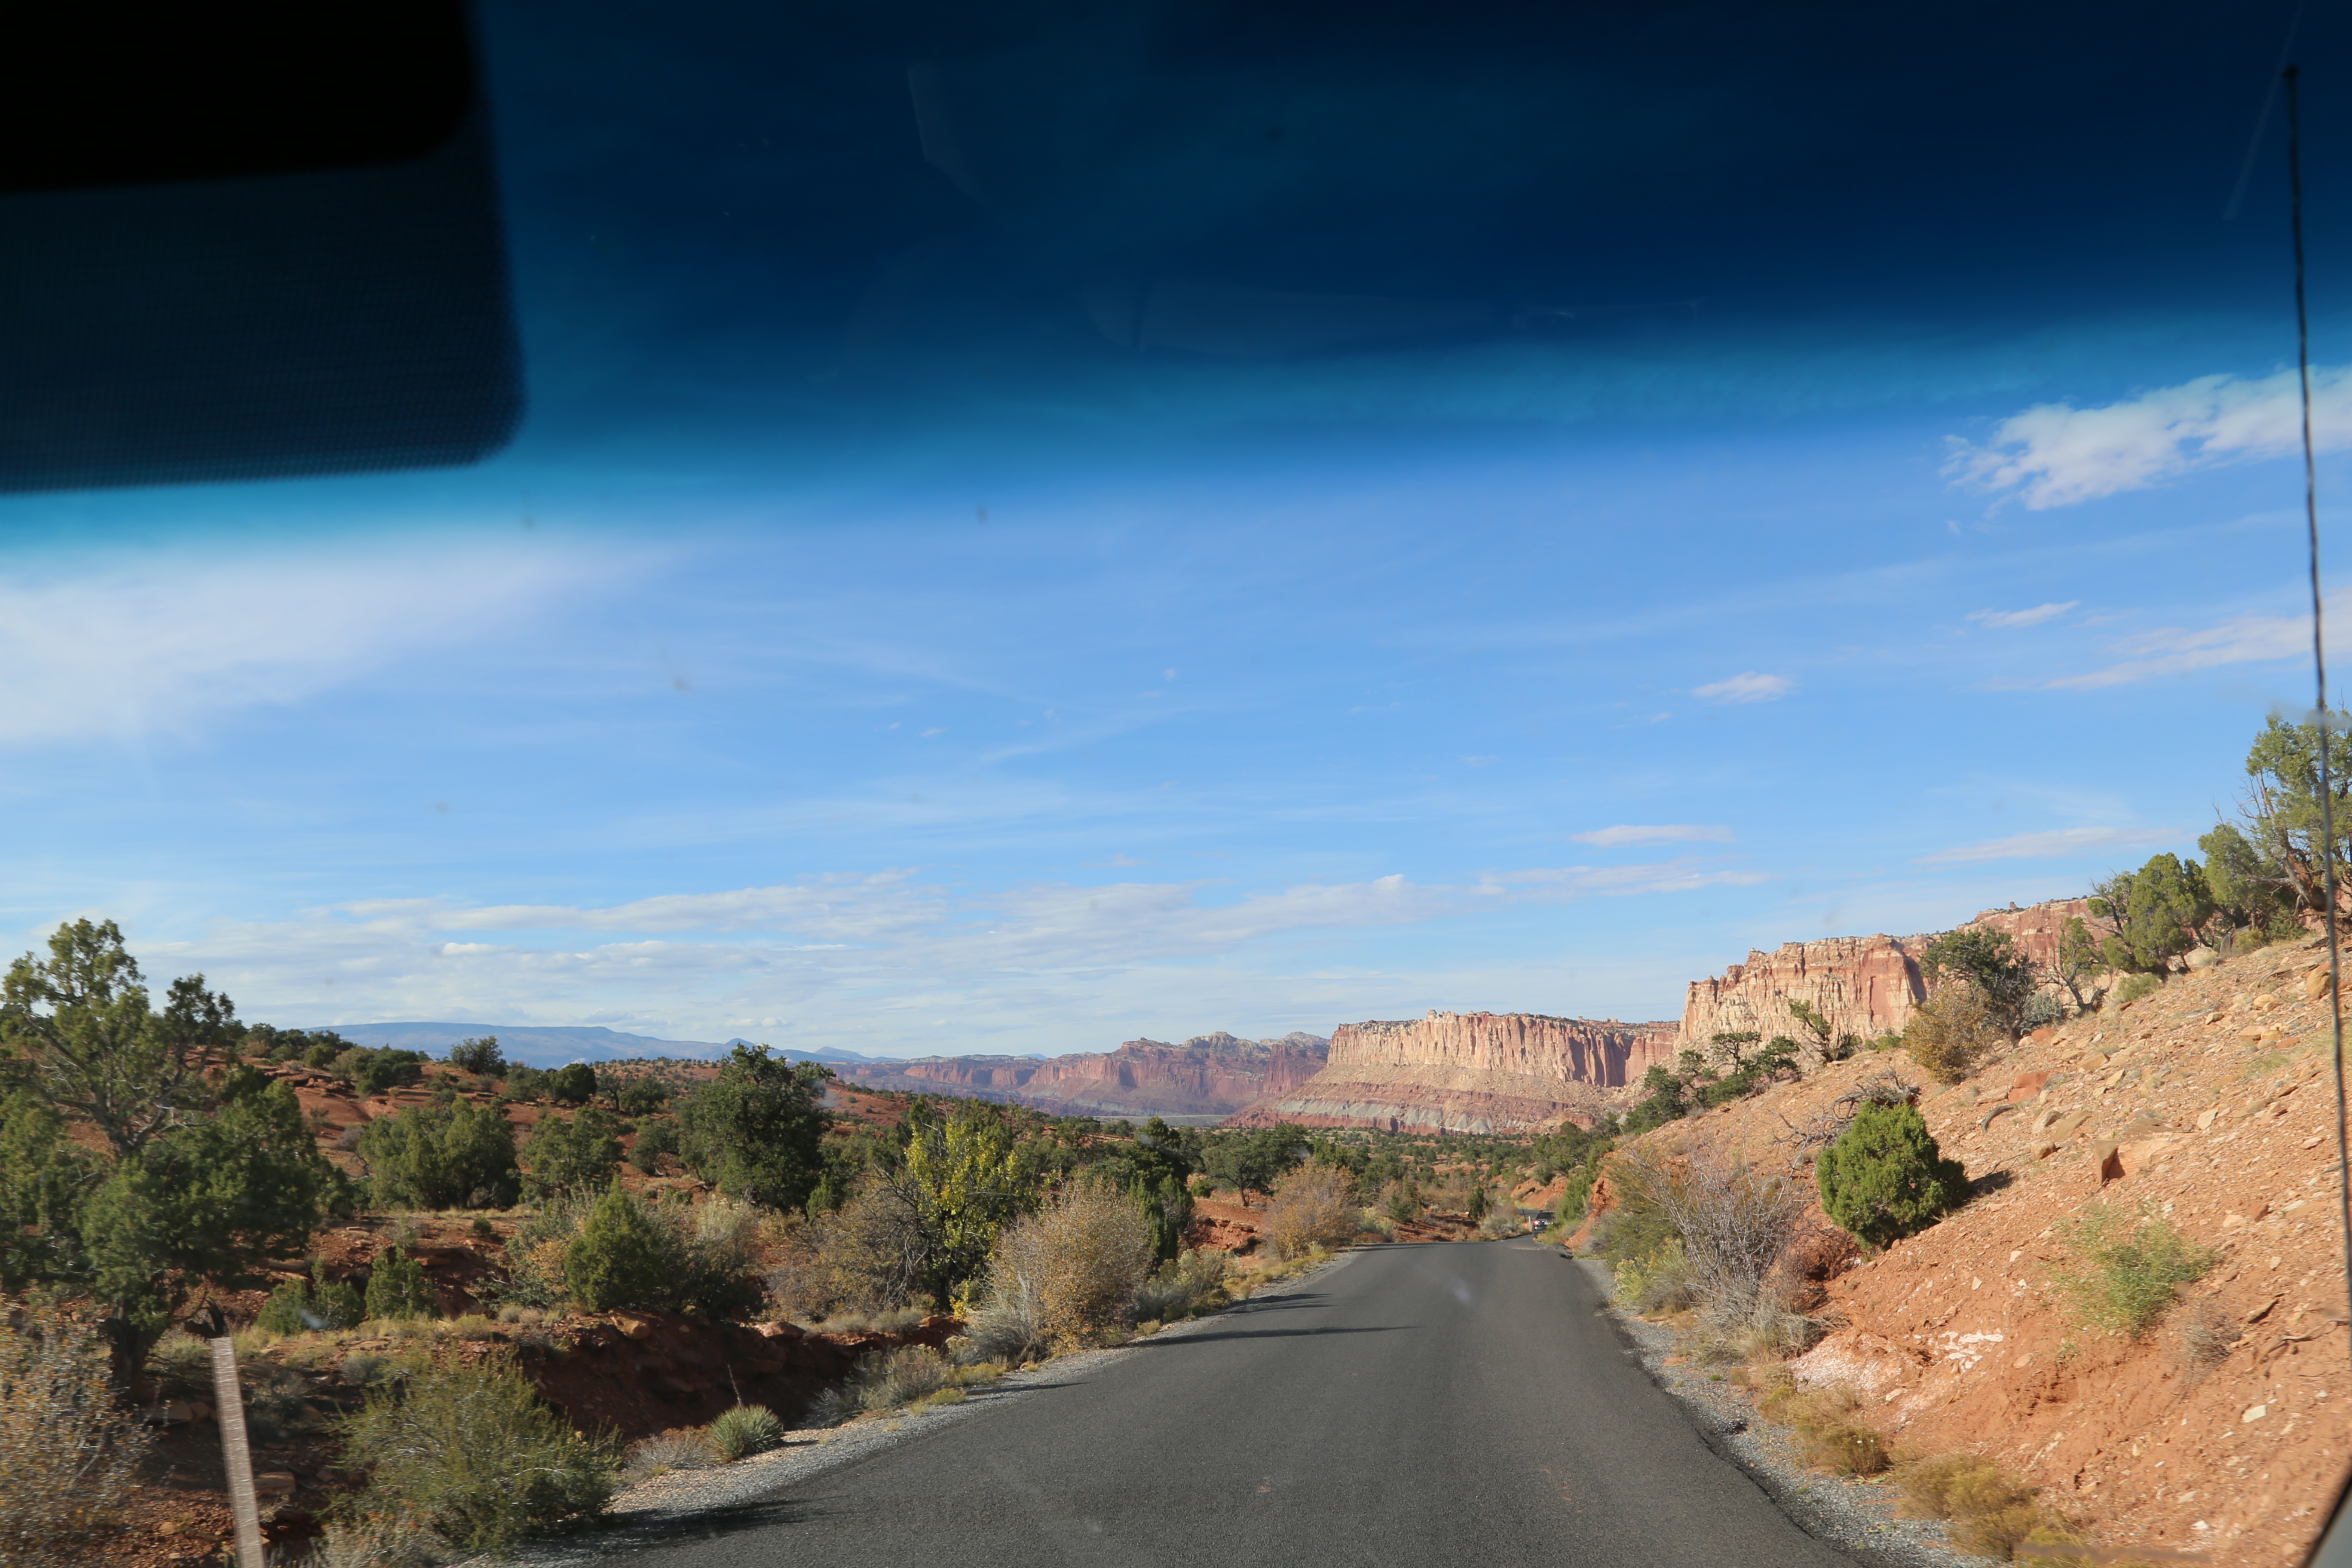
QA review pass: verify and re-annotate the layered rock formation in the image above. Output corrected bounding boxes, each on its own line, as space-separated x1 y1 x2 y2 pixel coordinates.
836 1032 1328 1120
1675 898 2093 1063
1228 1011 1679 1133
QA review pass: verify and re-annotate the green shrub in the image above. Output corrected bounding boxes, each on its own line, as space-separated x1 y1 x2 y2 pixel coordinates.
446 1036 505 1078
351 1048 429 1098
546 1063 598 1106
706 1403 784 1460
339 1350 615 1555
674 1046 830 1211
627 1116 679 1174
1902 986 2001 1084
2049 1203 2217 1337
521 1107 623 1198
2111 973 2162 1007
565 1187 671 1311
312 1264 365 1330
366 1246 437 1320
357 1099 521 1210
1816 1102 1968 1249
254 1279 314 1336
1611 1237 1695 1314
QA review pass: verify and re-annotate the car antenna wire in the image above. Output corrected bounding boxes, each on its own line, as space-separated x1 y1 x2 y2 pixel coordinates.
2284 64 2352 1374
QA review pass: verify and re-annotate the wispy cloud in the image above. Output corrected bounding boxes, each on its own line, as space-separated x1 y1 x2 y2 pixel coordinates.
1916 826 2178 864
1967 602 2077 629
1477 861 1769 897
1693 671 1794 703
2046 612 2306 689
1948 365 2352 509
0 539 620 747
1569 824 1735 847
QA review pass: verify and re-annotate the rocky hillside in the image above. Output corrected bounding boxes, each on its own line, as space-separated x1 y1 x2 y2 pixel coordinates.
836 1032 1329 1120
1585 935 2351 1568
1229 1011 1679 1133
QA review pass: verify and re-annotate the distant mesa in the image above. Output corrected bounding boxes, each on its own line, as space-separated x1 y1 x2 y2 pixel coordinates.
1228 1011 1679 1134
834 1032 1329 1122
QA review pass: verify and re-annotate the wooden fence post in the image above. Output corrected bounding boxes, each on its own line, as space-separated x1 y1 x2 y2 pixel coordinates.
208 1336 266 1568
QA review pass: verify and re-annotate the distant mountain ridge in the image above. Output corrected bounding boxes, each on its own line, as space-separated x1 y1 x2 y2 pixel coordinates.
301 1022 902 1069
835 1031 1329 1120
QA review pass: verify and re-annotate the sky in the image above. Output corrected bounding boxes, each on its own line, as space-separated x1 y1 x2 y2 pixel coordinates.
3 0 2349 1059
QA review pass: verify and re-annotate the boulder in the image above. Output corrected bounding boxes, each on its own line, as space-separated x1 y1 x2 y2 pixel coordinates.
2308 967 2336 1000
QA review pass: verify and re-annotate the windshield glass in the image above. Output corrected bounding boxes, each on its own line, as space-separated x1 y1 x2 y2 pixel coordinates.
4 6 2349 1567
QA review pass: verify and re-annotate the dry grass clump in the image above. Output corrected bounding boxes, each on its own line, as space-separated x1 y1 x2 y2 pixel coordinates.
620 1427 717 1483
981 1179 1155 1354
0 1299 152 1567
1896 1452 2063 1560
1755 1376 1890 1477
2174 1294 2238 1378
1902 985 2002 1085
1263 1165 1360 1260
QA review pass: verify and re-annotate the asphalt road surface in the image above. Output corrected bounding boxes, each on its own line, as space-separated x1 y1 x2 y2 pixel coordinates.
616 1240 1852 1568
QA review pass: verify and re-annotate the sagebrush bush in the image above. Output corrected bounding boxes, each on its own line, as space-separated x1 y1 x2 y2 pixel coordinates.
1816 1102 1969 1250
1611 1238 1696 1314
0 1299 151 1567
1902 986 2001 1084
986 1179 1155 1351
706 1403 784 1460
2050 1203 2217 1337
852 1346 952 1413
365 1246 436 1320
2110 972 2162 1007
1131 1247 1230 1323
340 1350 616 1555
1264 1164 1360 1260
308 1516 441 1568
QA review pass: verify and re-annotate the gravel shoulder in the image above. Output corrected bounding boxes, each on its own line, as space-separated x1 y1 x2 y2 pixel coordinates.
1576 1257 1995 1568
480 1255 1353 1566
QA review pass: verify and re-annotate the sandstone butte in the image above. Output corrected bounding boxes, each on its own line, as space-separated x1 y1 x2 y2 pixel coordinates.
1227 1011 1680 1133
1228 898 2092 1135
1576 934 2352 1568
834 1031 1330 1120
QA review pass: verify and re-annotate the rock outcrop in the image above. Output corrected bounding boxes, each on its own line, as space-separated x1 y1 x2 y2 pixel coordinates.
836 1032 1329 1120
1676 898 2094 1063
1228 1011 1679 1133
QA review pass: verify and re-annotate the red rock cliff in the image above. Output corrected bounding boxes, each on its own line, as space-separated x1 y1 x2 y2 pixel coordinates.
1228 1011 1681 1133
1675 898 2092 1063
837 1032 1328 1120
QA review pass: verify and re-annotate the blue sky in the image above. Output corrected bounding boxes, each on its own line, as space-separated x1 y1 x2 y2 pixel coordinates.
2 1 2347 1057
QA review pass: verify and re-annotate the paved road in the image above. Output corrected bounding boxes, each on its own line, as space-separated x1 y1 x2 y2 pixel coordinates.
618 1240 1852 1567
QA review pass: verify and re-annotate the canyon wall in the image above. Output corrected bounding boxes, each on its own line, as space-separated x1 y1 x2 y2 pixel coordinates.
1675 897 2093 1062
1228 1011 1680 1133
836 1032 1328 1120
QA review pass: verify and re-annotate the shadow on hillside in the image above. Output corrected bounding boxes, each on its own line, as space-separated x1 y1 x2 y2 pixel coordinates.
1968 1168 2015 1196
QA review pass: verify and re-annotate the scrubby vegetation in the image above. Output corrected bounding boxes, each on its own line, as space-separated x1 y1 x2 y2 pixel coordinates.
1263 1164 1359 1259
0 1299 151 1566
339 1350 616 1555
357 1098 521 1210
2049 1202 2218 1338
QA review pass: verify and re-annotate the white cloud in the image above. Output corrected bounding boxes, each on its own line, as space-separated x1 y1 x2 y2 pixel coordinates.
1477 861 1768 897
1569 824 1736 847
0 539 618 747
1967 602 2078 629
1948 365 2352 509
2046 612 2306 689
1915 826 2178 865
1693 671 1795 703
